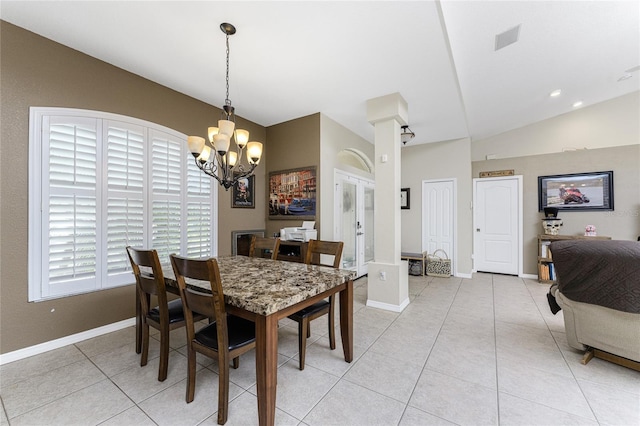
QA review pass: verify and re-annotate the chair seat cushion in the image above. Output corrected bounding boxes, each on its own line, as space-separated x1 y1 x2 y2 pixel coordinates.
148 298 185 324
288 300 330 320
195 315 256 351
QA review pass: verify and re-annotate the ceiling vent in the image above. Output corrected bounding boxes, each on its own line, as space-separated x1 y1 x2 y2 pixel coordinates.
495 25 521 51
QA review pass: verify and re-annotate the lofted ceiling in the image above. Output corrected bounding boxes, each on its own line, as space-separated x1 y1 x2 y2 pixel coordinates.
1 1 638 146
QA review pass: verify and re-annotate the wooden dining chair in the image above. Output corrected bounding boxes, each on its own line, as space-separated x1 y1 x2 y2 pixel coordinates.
126 246 205 382
170 254 256 425
288 239 344 370
248 235 281 260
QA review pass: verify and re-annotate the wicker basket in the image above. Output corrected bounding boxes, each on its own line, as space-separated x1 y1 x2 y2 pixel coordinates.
426 249 451 277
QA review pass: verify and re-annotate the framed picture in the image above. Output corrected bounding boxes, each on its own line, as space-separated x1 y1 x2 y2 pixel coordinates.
401 188 410 209
269 167 316 219
231 174 255 208
538 171 614 211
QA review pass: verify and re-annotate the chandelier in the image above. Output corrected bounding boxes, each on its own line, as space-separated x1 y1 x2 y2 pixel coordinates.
187 23 263 190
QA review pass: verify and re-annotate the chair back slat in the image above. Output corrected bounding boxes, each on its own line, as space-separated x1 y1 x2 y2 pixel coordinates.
170 254 229 349
305 240 344 269
126 246 168 313
183 288 216 319
249 236 281 260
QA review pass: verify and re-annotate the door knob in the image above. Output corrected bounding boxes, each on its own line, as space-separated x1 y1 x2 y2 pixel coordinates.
476 228 480 232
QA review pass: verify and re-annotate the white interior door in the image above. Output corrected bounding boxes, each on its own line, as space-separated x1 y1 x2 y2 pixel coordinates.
473 176 522 275
422 179 455 275
334 171 374 278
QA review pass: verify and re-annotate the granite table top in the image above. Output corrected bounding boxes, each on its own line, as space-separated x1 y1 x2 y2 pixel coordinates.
163 255 356 316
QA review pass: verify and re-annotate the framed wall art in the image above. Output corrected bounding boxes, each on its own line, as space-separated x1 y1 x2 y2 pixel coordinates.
268 167 316 219
538 171 613 211
401 188 410 209
231 174 255 208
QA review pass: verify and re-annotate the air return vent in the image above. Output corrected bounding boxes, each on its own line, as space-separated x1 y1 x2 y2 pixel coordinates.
495 25 521 51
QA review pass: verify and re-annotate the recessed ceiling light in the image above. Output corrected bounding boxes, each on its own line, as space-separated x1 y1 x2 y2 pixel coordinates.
572 101 583 108
549 89 562 97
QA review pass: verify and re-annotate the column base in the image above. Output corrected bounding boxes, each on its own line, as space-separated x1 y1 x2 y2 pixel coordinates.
366 261 410 312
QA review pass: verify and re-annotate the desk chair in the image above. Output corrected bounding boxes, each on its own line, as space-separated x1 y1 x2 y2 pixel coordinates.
248 235 281 260
126 247 205 382
288 239 344 370
170 254 256 425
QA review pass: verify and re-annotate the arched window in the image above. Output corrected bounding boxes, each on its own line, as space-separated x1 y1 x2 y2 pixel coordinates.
28 108 217 301
337 148 374 174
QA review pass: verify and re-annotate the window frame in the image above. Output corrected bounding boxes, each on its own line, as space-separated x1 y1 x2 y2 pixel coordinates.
29 107 218 302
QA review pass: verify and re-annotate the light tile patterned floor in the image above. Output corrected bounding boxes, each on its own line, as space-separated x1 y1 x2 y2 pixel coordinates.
1 274 639 425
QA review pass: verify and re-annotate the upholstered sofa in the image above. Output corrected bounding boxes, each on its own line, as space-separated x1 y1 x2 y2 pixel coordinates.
548 239 640 366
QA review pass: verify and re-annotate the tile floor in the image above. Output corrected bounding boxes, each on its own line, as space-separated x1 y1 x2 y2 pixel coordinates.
1 273 639 425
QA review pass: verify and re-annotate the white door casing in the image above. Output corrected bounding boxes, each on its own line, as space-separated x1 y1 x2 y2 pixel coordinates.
422 179 456 276
473 176 522 275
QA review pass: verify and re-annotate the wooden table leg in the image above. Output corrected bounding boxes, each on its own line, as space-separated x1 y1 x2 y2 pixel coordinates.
339 280 354 362
255 313 278 426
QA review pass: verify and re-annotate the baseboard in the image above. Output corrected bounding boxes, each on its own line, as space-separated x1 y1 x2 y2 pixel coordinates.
521 273 538 280
366 297 410 312
0 317 136 365
456 272 473 279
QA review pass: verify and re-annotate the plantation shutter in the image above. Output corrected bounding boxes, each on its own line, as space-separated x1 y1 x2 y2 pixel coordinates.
186 159 213 258
43 117 99 297
105 122 146 285
151 130 183 265
29 108 218 301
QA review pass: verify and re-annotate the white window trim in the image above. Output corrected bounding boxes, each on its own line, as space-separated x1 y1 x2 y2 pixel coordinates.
29 107 218 302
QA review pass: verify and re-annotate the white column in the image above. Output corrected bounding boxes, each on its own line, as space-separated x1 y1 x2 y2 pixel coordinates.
365 93 409 312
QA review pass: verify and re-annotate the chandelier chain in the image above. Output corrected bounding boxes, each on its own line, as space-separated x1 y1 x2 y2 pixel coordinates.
225 33 231 107
187 22 262 191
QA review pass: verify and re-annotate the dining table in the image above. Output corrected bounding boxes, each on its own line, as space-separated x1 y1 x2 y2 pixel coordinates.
135 255 355 426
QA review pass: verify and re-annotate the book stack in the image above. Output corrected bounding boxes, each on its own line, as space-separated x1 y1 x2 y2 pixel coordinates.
538 262 556 281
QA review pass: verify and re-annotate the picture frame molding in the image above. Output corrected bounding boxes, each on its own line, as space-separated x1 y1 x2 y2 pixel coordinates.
401 188 411 210
268 166 317 220
231 173 255 208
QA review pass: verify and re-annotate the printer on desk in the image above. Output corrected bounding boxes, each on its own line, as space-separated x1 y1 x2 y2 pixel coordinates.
280 221 317 242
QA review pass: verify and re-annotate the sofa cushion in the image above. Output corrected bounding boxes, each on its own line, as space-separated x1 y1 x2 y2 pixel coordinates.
550 240 640 314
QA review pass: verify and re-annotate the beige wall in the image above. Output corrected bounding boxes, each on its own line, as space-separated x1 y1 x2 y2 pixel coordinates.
264 114 321 237
319 114 375 241
401 138 474 275
471 93 640 275
0 22 267 353
402 92 639 277
473 145 640 275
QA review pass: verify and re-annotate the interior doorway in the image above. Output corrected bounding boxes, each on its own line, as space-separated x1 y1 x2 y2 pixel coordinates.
422 179 456 275
334 170 374 278
473 176 523 275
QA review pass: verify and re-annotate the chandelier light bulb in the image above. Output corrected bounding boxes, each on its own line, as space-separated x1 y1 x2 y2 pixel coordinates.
197 145 211 162
208 127 219 142
218 119 235 137
235 129 249 148
213 133 230 154
247 141 263 164
188 136 206 155
228 151 238 167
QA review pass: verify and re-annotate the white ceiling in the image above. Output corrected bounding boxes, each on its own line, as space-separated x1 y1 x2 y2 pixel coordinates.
2 1 639 145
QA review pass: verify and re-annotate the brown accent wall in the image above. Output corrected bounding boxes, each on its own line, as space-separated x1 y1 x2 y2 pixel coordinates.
265 114 321 237
0 22 267 353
